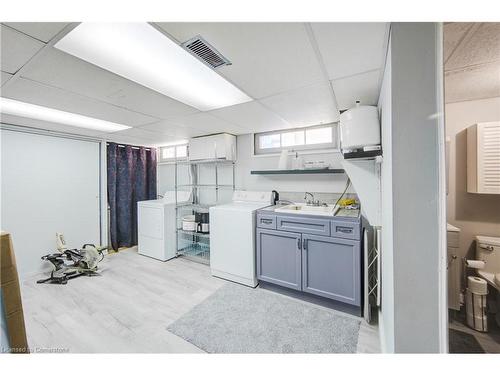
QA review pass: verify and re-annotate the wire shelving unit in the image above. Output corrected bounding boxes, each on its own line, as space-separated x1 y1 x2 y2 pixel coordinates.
174 159 235 265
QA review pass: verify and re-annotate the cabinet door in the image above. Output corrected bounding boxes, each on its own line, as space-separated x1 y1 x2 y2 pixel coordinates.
302 234 361 306
447 246 461 311
256 228 302 290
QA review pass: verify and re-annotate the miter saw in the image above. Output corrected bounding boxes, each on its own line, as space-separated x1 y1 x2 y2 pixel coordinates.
37 233 107 285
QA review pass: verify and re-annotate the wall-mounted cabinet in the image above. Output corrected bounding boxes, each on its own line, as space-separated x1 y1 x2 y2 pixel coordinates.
467 122 500 194
189 133 236 162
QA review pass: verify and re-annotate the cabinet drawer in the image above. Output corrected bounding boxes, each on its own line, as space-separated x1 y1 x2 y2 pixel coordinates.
331 221 360 240
256 213 277 229
277 216 330 236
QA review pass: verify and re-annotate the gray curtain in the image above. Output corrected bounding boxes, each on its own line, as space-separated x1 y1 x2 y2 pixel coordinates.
107 143 157 250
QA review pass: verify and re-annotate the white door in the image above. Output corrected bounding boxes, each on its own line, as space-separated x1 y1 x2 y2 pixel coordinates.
1 130 101 277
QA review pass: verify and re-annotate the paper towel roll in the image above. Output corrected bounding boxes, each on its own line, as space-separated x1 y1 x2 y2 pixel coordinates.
468 276 488 295
466 260 485 269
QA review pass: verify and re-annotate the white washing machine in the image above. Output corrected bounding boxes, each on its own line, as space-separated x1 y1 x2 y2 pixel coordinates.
137 191 190 261
210 191 272 287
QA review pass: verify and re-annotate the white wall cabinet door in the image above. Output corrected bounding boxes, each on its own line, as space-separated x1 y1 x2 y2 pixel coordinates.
467 122 500 194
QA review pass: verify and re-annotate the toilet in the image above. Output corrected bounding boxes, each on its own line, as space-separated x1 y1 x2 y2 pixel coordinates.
475 235 500 326
476 236 500 289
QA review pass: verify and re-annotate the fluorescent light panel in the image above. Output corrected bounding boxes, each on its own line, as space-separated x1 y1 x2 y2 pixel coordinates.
0 97 131 132
54 23 252 111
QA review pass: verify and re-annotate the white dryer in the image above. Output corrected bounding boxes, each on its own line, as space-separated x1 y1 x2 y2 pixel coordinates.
210 191 272 287
138 191 190 261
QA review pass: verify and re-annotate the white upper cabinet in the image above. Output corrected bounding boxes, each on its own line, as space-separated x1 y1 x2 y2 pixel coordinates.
189 133 236 162
467 122 500 194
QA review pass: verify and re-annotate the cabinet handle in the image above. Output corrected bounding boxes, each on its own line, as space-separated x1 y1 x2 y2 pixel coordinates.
297 238 301 250
303 238 307 250
261 219 273 224
336 226 353 234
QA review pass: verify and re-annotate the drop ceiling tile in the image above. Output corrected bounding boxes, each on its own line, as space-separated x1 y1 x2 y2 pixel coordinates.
1 71 13 86
21 48 199 119
0 113 107 137
445 62 500 103
209 101 291 133
259 82 339 128
2 77 157 126
331 69 381 110
167 112 249 135
137 120 196 139
444 23 474 63
446 23 500 71
109 127 180 144
3 22 69 43
104 133 155 147
156 22 324 99
311 23 388 80
0 25 44 74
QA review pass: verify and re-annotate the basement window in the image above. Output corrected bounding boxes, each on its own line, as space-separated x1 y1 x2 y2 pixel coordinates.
159 144 188 162
254 124 338 155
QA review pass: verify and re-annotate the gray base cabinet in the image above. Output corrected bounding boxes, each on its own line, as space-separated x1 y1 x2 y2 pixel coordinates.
302 234 360 305
256 210 362 307
256 229 302 290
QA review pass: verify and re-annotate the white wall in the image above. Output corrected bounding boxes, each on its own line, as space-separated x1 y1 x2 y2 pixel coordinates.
378 38 395 353
235 134 352 194
445 97 500 278
377 23 444 353
1 129 101 278
157 135 354 199
392 23 443 352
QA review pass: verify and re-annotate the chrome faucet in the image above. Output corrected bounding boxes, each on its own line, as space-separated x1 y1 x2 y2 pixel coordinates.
304 192 320 206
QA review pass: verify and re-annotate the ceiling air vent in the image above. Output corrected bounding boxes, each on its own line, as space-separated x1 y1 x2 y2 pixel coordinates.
181 35 232 69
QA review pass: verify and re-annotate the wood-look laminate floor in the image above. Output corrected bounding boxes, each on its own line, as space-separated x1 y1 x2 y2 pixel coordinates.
21 248 380 353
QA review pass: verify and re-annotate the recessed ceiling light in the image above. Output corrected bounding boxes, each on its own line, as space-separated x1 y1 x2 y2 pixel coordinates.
0 97 131 132
54 23 252 111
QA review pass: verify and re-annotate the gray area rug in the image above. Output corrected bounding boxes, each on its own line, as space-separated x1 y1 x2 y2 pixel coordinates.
167 283 361 353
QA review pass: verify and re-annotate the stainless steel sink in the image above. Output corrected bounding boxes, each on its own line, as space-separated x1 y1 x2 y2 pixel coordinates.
275 203 340 216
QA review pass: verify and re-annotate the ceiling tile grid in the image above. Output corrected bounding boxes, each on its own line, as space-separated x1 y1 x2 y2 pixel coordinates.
0 112 107 137
1 22 390 145
208 100 291 133
0 24 45 74
137 120 201 138
163 112 250 136
3 22 69 43
1 71 13 86
19 48 200 119
155 22 326 99
108 127 179 144
311 23 388 81
2 77 158 126
331 69 381 110
259 81 340 127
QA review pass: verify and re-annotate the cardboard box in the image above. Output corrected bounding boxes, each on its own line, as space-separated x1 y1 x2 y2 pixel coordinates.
0 232 28 353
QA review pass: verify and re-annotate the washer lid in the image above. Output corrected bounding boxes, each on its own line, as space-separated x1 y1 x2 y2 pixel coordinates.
476 235 500 247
